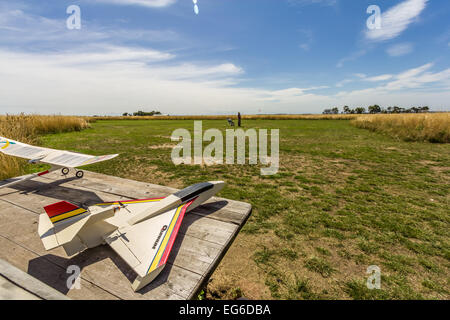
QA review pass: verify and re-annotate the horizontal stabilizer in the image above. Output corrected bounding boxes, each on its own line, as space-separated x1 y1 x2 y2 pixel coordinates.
39 201 116 253
44 201 88 225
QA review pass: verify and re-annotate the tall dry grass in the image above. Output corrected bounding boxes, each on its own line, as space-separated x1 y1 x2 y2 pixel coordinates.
351 113 450 143
0 114 91 180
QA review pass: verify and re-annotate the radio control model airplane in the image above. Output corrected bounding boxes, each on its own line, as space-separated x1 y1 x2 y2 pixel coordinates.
0 137 118 189
38 181 225 291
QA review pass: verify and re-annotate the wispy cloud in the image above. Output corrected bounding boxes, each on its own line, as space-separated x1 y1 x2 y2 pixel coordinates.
0 4 180 50
365 0 428 42
336 49 367 68
386 43 414 56
365 74 394 82
336 63 450 95
1 47 448 115
298 29 314 51
0 1 448 115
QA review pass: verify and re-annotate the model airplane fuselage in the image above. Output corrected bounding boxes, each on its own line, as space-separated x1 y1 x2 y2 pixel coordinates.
38 181 225 291
0 136 118 188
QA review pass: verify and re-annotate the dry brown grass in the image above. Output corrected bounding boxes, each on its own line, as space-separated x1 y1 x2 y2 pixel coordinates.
93 114 358 121
0 114 91 180
351 113 450 143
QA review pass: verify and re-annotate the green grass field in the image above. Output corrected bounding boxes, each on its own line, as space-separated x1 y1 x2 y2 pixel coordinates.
37 119 449 300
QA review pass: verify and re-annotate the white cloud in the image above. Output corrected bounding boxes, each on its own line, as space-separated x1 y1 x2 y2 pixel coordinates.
93 0 176 8
336 63 450 96
365 74 393 82
366 0 428 42
0 2 448 115
336 79 353 88
0 5 180 49
386 43 414 56
1 48 448 116
298 29 313 51
383 63 450 91
336 49 367 68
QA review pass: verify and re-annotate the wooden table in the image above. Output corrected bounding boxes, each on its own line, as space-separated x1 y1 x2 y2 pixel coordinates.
0 171 251 300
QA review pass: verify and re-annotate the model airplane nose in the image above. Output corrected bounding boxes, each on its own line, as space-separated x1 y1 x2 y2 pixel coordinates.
209 181 225 192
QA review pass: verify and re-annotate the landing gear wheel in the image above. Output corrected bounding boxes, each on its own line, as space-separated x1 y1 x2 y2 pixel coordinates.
76 170 84 179
61 167 69 175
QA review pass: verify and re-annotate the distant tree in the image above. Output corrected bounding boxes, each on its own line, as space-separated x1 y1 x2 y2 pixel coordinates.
419 106 430 113
355 107 366 114
133 110 162 116
323 109 332 115
392 106 403 113
343 106 351 114
368 105 381 114
331 107 339 114
123 112 129 116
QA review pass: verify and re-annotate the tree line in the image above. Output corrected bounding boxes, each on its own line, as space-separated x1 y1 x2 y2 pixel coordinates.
122 110 162 116
323 105 430 115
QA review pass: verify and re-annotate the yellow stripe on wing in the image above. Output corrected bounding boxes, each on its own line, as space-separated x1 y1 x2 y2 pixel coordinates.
50 208 88 223
94 198 162 206
147 205 183 274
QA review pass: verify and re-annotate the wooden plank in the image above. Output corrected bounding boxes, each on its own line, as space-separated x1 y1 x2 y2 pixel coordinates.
0 200 194 300
43 171 176 199
0 171 252 300
181 213 236 245
0 198 236 299
0 275 41 300
0 236 118 300
43 244 193 300
0 258 70 300
168 234 222 277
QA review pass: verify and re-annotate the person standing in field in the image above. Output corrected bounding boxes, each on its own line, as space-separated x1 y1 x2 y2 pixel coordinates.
238 112 241 127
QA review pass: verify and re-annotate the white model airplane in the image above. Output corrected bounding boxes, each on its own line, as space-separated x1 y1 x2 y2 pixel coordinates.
0 136 118 189
38 181 225 291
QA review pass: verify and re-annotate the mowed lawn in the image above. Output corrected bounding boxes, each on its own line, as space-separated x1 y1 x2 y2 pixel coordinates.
39 119 449 300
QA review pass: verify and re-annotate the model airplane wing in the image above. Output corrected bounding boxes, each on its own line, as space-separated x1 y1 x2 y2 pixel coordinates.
0 136 118 189
0 136 118 167
0 137 54 160
103 199 195 291
40 152 119 168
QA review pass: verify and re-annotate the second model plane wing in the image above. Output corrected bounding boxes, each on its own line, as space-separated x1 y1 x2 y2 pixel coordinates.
0 136 118 168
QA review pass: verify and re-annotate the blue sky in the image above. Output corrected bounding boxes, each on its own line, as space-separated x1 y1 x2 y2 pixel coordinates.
0 0 449 115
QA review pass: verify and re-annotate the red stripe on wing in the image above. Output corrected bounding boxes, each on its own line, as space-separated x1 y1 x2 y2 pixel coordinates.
158 199 195 267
